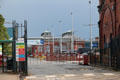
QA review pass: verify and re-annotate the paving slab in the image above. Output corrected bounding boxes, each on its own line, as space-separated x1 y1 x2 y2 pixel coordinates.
26 58 120 80
0 73 19 80
25 73 120 80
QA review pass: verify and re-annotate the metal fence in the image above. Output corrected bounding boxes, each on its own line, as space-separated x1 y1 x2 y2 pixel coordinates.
110 34 120 70
28 53 81 65
90 34 120 70
89 49 100 66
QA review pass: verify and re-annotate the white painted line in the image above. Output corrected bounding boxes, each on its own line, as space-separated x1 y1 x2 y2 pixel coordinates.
26 76 37 79
64 74 76 77
46 78 60 80
102 73 115 76
83 73 95 76
45 75 56 78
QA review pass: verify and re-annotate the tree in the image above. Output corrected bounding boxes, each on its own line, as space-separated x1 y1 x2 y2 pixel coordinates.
0 14 9 40
0 14 11 55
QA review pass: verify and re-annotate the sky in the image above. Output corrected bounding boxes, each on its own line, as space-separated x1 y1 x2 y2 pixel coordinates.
0 0 99 40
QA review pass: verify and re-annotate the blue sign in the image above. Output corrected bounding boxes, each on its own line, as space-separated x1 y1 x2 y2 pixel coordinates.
40 39 44 44
93 43 98 47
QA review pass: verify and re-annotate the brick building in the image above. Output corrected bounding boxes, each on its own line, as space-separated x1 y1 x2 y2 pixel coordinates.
98 0 120 67
41 30 85 54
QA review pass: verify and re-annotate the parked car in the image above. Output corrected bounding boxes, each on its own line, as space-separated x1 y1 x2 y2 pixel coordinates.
77 53 88 65
77 48 90 54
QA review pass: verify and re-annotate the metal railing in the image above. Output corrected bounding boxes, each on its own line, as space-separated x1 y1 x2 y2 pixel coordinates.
90 34 120 70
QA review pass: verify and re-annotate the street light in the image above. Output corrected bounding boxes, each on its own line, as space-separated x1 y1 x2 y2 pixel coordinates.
89 0 93 65
89 0 93 50
51 26 55 54
71 12 74 52
58 20 63 53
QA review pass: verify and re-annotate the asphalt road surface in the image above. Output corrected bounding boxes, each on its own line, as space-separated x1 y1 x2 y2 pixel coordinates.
26 58 120 80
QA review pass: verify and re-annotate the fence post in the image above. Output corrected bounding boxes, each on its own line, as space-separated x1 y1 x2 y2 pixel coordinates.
12 20 17 73
24 20 28 75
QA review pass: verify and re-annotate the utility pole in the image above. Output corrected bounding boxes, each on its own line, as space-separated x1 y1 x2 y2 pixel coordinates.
71 12 74 52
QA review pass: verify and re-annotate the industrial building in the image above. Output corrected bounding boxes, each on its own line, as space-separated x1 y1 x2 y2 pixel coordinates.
28 30 99 59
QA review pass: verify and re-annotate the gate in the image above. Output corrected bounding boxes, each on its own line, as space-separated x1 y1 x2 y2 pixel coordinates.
28 47 89 65
110 34 120 70
0 20 28 76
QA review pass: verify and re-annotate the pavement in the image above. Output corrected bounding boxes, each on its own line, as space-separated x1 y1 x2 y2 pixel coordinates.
0 73 19 80
24 58 120 80
25 73 120 80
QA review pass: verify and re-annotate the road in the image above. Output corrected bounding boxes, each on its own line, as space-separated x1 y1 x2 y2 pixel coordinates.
26 58 120 80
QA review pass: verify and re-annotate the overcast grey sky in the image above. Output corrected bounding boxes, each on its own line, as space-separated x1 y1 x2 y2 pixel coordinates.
0 0 99 40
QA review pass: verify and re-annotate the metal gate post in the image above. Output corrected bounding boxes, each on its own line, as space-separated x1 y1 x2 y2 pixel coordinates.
24 20 28 75
2 43 4 72
12 20 17 73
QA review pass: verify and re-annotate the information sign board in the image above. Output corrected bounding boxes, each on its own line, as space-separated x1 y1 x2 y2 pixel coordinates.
16 39 25 61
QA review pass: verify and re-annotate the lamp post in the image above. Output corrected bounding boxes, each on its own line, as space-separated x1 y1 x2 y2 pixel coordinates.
71 12 74 52
89 0 92 50
89 0 93 65
58 20 63 53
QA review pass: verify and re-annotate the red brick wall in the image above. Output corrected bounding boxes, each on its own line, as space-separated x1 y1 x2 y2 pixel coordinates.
116 0 120 35
99 0 120 49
